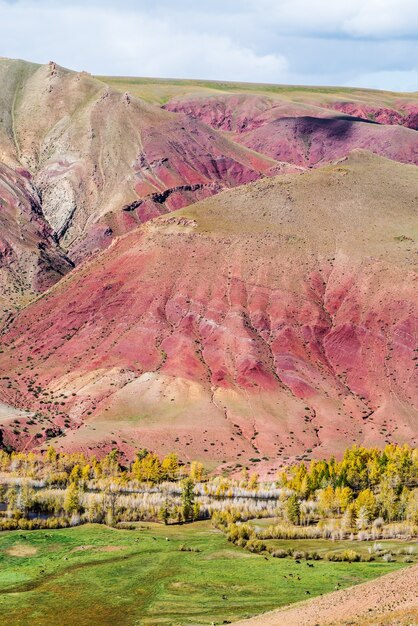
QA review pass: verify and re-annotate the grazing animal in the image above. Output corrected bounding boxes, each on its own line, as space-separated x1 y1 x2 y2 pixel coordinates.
295 559 301 564
307 562 314 568
305 590 310 595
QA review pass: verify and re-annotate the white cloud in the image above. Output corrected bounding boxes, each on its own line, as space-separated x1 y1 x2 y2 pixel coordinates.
0 1 287 82
256 0 418 38
346 69 418 92
343 0 418 38
0 0 416 90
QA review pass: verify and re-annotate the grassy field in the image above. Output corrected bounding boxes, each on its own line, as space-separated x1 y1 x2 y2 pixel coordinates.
249 519 418 558
0 521 409 626
97 75 416 105
259 537 416 558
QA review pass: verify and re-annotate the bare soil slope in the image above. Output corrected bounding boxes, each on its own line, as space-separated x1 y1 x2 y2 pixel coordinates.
0 152 416 467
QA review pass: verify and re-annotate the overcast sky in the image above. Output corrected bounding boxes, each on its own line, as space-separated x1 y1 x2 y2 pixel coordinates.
0 0 417 91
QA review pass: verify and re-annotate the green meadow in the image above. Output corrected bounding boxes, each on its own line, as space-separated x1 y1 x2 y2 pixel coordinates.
0 521 407 626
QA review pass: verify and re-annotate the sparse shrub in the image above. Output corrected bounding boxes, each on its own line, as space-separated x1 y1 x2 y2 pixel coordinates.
324 550 361 562
324 551 342 562
245 539 266 553
342 549 361 562
270 549 288 558
178 544 201 553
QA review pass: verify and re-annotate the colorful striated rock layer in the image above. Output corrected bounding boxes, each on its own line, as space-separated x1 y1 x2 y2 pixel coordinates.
0 152 416 473
164 94 418 167
0 58 283 274
0 162 73 322
1 59 417 315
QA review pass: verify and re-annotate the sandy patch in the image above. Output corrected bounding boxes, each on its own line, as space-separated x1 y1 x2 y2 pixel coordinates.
70 545 94 553
6 544 38 557
204 550 253 560
70 544 123 554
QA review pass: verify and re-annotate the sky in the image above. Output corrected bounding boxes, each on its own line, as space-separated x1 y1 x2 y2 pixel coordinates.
0 0 417 91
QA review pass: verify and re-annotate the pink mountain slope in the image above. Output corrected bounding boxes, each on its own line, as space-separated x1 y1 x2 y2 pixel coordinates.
0 152 415 473
165 94 418 167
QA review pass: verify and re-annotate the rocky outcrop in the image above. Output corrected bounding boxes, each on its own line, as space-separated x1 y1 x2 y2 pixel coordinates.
0 162 73 319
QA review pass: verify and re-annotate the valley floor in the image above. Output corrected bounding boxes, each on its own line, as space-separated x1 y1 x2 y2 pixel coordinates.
0 521 408 625
232 563 418 626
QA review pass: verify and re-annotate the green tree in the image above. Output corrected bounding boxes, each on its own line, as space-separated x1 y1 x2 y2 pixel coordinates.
248 472 259 491
318 485 335 516
64 482 80 515
162 453 179 481
285 494 301 525
377 482 397 522
181 478 195 522
190 461 204 482
159 498 172 525
356 488 376 520
405 489 418 524
335 486 353 513
6 486 17 513
141 453 162 483
69 464 82 485
0 450 10 471
81 464 91 484
341 503 357 531
46 446 58 466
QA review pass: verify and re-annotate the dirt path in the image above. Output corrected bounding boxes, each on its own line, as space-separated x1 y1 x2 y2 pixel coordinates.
232 564 418 626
